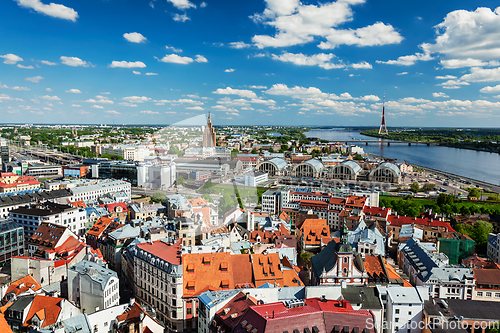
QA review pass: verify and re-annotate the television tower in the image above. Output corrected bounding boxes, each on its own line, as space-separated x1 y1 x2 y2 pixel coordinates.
378 93 388 135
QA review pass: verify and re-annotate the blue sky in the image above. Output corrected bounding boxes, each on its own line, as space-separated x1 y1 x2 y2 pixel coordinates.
2 0 500 126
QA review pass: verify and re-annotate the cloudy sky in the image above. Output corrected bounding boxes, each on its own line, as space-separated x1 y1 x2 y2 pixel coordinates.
2 0 500 126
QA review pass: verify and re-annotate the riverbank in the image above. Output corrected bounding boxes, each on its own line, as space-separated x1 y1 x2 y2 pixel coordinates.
360 130 500 154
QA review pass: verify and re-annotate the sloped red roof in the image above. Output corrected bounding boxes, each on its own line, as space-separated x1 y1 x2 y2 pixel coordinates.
388 215 455 232
25 295 63 328
3 275 41 301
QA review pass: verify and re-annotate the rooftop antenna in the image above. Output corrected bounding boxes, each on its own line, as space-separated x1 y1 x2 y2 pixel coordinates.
378 92 388 135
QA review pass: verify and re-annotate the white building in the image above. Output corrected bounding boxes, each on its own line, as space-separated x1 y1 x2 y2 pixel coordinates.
68 260 120 314
10 202 87 238
101 144 152 161
137 162 177 190
377 285 429 333
130 239 184 331
70 179 131 202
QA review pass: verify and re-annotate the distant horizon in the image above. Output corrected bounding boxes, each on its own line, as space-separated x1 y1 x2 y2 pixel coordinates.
2 123 500 130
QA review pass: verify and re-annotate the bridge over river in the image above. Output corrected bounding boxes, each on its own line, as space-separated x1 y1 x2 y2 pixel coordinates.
329 140 445 146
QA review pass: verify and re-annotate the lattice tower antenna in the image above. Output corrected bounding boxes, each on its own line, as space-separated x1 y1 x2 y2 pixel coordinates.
378 93 388 135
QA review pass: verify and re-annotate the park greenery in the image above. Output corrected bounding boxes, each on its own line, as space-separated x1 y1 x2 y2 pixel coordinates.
379 194 500 218
361 128 500 154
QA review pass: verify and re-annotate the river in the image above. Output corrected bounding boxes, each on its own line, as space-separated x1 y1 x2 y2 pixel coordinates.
306 129 500 185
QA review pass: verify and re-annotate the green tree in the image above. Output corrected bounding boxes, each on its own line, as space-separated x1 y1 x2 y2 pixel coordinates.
422 183 435 192
437 193 455 207
353 154 364 161
231 149 239 160
410 182 420 193
202 193 214 203
268 147 274 153
200 179 215 193
151 191 166 203
176 175 186 185
460 205 470 216
251 148 258 154
468 188 481 199
473 220 494 246
300 251 313 268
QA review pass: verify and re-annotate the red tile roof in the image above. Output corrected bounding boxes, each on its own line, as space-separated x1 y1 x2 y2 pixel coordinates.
473 268 500 285
100 202 128 213
345 195 367 208
3 276 41 301
0 312 12 333
213 291 257 330
233 298 375 333
183 252 234 297
24 295 63 328
363 206 391 218
387 215 455 232
136 239 182 265
298 219 330 246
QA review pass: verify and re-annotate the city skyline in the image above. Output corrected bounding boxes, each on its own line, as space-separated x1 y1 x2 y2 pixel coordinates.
1 0 500 126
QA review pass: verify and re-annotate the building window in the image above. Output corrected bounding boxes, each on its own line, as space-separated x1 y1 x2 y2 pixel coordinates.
486 292 492 298
495 293 500 298
395 318 399 323
395 309 399 314
477 292 483 297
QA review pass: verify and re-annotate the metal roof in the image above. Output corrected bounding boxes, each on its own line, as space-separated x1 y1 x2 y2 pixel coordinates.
333 160 362 174
372 162 401 177
296 159 325 172
266 158 288 170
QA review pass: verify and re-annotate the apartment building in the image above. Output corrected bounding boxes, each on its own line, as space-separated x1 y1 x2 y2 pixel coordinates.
10 202 87 238
129 239 184 332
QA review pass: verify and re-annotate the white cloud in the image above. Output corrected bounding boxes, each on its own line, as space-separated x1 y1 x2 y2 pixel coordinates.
105 110 121 115
11 86 30 91
200 2 207 8
160 54 193 64
397 72 408 75
271 52 345 69
399 97 431 104
351 61 372 69
435 75 456 80
229 42 251 49
1 54 23 64
15 0 78 22
166 46 183 53
92 105 104 109
60 56 89 67
25 76 43 83
85 96 114 104
66 89 81 93
40 95 60 100
118 102 138 107
173 13 190 22
440 58 494 69
480 85 500 93
377 52 433 66
421 7 500 62
46 88 52 92
360 95 380 101
461 67 500 83
318 22 403 49
140 110 159 114
133 71 141 75
195 55 208 63
41 60 57 65
167 0 196 10
186 106 204 110
213 87 257 99
433 92 449 98
225 69 235 73
122 96 151 103
145 72 158 75
17 64 34 69
437 79 470 89
72 104 81 107
249 85 267 89
109 61 146 68
251 1 402 49
123 32 147 43
0 94 23 102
